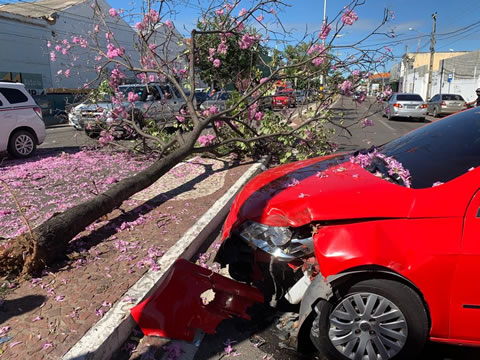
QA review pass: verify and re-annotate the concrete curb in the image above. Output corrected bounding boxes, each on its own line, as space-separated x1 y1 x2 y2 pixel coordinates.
62 158 268 360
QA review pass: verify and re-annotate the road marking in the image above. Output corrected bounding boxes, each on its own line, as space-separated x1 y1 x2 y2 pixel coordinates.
378 119 396 131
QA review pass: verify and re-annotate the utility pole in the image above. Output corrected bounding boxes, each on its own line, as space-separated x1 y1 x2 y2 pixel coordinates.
403 45 409 93
426 12 437 100
439 59 444 95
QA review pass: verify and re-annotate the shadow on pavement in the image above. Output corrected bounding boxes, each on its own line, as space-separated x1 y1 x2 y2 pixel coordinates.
65 159 251 262
0 295 46 324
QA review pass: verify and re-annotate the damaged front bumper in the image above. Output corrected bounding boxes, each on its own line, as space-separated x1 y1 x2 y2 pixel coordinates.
131 259 264 341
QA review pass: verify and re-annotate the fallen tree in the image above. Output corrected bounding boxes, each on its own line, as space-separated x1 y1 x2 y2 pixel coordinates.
0 0 395 275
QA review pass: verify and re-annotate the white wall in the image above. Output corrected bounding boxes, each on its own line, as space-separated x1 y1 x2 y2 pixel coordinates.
0 11 53 92
50 0 139 89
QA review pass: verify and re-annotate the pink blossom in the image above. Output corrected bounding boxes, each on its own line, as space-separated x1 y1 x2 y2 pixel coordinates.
55 45 62 52
176 115 185 123
42 342 53 350
209 105 218 114
362 118 374 127
239 8 247 16
312 57 325 66
213 59 221 68
128 91 140 102
215 9 224 16
342 7 359 25
149 9 159 23
56 70 62 75
270 8 277 15
55 295 65 302
338 80 354 95
254 111 264 122
352 69 360 76
105 32 113 40
72 36 81 44
94 24 99 32
260 77 268 84
32 316 43 322
47 41 51 48
307 44 325 56
105 176 118 184
238 33 258 49
98 130 114 146
64 69 70 78
319 24 331 40
61 48 68 55
197 134 216 147
50 51 56 62
135 22 146 31
256 14 264 22
164 20 173 29
217 42 228 55
109 8 118 17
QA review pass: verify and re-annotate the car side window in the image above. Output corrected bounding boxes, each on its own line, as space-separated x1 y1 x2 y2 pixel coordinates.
0 87 28 104
430 95 439 102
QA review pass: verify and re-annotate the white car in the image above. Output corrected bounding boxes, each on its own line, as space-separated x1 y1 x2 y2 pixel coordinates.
0 82 46 158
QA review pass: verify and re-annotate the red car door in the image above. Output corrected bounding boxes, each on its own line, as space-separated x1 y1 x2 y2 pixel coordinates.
449 188 480 344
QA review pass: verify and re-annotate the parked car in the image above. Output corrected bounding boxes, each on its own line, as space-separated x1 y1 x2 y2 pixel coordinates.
68 83 185 136
0 82 46 158
199 91 231 112
427 93 467 117
132 107 480 359
273 88 296 109
383 93 427 121
32 95 52 117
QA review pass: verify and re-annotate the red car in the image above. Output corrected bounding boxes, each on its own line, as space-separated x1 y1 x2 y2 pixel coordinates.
273 88 296 108
133 108 480 359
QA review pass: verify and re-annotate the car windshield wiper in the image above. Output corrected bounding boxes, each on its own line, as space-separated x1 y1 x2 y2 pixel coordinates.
365 157 407 187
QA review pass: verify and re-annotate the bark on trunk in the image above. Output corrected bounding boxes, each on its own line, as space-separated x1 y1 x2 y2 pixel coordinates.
0 144 194 276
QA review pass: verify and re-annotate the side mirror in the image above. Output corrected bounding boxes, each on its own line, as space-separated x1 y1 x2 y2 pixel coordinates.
146 94 154 101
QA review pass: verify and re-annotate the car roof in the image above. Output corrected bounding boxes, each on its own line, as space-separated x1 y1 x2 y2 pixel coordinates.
0 81 27 88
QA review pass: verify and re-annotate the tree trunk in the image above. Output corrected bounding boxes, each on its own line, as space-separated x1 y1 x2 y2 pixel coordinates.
0 144 194 276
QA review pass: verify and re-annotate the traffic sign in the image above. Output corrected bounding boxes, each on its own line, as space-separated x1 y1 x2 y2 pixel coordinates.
447 73 453 83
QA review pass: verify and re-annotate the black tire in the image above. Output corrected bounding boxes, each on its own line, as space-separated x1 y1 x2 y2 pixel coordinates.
432 108 438 118
310 278 428 360
85 129 99 139
8 130 37 158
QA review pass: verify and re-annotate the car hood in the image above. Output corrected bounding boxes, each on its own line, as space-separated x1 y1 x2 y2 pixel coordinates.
73 102 113 112
223 154 416 237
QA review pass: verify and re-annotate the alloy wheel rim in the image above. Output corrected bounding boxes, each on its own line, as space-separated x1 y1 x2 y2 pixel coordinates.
15 135 34 155
328 292 408 360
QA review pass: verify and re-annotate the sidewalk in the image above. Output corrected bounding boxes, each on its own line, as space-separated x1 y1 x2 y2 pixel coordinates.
0 152 257 359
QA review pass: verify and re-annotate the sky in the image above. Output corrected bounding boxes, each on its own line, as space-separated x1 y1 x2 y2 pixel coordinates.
104 0 480 70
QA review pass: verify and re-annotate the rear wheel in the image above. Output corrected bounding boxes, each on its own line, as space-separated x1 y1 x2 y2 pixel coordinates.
432 108 438 118
8 130 36 158
310 279 428 360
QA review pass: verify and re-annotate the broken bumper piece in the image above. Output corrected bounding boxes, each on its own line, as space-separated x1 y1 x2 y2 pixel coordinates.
130 259 264 341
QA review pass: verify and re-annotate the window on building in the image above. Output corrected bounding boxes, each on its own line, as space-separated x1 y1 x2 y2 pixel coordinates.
0 88 28 104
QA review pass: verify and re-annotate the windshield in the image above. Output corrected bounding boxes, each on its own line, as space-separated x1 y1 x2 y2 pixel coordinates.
119 86 148 101
442 94 464 101
396 94 423 101
378 108 480 188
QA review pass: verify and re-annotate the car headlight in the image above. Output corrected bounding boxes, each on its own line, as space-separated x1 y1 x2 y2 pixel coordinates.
239 221 292 247
237 221 314 261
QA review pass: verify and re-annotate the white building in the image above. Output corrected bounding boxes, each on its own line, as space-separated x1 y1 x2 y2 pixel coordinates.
0 0 139 94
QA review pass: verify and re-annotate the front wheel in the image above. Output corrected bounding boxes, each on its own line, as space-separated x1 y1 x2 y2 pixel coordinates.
310 279 428 360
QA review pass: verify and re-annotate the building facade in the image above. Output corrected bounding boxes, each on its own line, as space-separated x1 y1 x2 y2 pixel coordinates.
0 0 138 94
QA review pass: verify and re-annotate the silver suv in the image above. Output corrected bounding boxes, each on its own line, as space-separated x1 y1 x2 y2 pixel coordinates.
68 83 186 135
0 82 46 158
